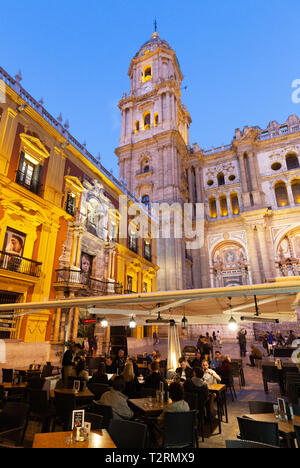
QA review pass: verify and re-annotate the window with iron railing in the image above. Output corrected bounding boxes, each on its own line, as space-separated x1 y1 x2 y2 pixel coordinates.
144 240 152 261
129 235 138 253
16 152 43 195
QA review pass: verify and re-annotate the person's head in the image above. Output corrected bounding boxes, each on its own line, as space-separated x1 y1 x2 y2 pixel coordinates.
10 235 23 253
215 351 221 360
195 352 201 360
118 349 125 358
81 254 91 273
112 375 125 392
202 360 209 372
193 367 204 379
72 343 81 353
169 382 184 402
97 362 106 375
179 357 187 370
151 361 160 373
105 356 113 366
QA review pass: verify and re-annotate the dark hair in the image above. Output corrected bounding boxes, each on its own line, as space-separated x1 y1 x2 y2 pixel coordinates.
151 361 160 372
179 357 186 364
193 367 204 379
76 359 86 377
112 375 125 392
169 382 183 402
97 362 106 375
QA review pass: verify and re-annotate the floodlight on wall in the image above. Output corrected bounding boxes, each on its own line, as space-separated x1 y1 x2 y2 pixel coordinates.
100 318 108 328
227 296 238 331
129 316 137 329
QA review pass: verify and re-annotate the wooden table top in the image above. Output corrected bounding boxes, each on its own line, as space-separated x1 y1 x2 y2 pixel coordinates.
208 384 226 392
1 382 27 389
50 388 94 399
32 430 116 449
244 413 300 434
129 397 169 414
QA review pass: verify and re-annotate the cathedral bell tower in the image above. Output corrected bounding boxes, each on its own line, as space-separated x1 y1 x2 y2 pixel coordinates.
115 29 192 291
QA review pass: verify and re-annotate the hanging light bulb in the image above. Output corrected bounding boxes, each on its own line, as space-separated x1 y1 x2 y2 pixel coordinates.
101 317 108 328
129 316 136 329
181 315 188 330
228 316 238 331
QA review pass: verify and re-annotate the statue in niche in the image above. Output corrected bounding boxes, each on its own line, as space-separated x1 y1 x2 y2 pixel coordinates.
293 235 300 258
225 250 236 265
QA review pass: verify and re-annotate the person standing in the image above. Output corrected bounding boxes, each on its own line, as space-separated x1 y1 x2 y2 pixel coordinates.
237 329 247 358
62 343 81 387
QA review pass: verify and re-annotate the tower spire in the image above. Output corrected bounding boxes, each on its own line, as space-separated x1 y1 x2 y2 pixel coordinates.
152 17 159 38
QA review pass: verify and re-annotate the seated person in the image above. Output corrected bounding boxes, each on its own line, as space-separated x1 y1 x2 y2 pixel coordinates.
248 345 263 367
189 352 202 369
218 356 232 381
99 375 134 420
70 358 89 382
175 357 193 381
184 367 209 405
115 349 126 374
90 362 109 384
157 382 190 428
105 356 117 374
211 351 223 370
127 355 139 377
145 361 167 391
201 360 221 385
121 361 138 399
147 350 159 363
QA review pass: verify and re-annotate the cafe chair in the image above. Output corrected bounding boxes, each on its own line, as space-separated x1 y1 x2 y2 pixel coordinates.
41 365 54 378
237 417 280 447
92 401 113 429
27 389 54 433
52 392 83 432
140 387 156 398
226 439 280 449
230 361 243 389
162 411 199 449
108 420 147 448
184 392 205 442
87 383 109 400
262 365 281 395
294 425 300 448
222 371 237 402
248 401 276 415
0 402 30 447
2 369 13 383
292 405 300 417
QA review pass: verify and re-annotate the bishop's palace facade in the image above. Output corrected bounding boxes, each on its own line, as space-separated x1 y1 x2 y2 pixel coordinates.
116 31 300 293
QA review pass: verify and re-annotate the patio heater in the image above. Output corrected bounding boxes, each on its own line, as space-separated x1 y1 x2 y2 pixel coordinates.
167 320 181 374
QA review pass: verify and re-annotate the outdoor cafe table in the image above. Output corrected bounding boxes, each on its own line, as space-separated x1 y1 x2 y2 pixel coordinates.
244 413 300 448
208 384 228 435
50 388 95 400
2 382 27 390
129 398 169 417
32 430 116 448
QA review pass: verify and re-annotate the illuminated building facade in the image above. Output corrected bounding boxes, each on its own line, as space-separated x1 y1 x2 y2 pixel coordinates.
0 66 158 349
116 31 300 292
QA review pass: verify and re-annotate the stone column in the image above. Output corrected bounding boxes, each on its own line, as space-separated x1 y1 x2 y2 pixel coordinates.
237 154 248 193
53 308 61 341
256 224 272 280
286 184 295 207
245 225 263 284
72 307 80 341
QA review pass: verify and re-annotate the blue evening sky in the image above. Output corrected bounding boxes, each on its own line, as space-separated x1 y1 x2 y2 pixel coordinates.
1 0 300 175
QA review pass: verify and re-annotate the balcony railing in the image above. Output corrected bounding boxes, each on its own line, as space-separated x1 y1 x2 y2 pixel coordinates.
55 268 123 295
0 251 42 277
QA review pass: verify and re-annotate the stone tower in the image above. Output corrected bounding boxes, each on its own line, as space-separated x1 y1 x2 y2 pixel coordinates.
115 30 192 291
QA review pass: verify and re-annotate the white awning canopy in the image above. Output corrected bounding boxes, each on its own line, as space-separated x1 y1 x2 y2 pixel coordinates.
0 278 300 326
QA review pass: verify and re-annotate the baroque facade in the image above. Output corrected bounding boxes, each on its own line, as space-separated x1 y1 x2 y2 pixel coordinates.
116 31 300 292
0 66 158 346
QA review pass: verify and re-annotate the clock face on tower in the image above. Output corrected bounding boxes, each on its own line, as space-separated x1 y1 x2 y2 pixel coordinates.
142 81 153 94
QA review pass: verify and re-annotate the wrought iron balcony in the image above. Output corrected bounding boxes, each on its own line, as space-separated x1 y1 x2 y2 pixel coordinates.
0 251 42 277
55 268 123 295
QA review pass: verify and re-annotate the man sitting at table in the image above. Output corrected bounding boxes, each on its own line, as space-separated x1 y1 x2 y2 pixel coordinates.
247 345 263 367
105 356 117 374
189 352 202 369
115 349 127 374
201 360 221 385
176 357 193 381
99 375 134 420
184 367 209 405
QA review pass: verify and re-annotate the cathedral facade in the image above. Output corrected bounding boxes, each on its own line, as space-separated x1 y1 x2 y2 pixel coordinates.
116 31 300 292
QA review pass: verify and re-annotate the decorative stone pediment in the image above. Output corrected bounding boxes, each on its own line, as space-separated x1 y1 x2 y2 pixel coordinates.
19 133 50 162
64 176 85 194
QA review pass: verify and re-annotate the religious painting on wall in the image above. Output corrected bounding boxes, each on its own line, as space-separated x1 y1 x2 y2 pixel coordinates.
80 252 94 284
1 228 26 272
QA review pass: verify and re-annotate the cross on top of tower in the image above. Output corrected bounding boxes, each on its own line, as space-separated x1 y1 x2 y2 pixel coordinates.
152 17 159 39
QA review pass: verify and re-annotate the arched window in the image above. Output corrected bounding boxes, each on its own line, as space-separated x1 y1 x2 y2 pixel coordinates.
209 197 217 218
143 66 152 82
230 193 240 215
143 112 151 130
291 180 300 204
217 173 225 186
286 153 299 171
219 195 228 217
142 195 150 209
275 182 289 207
154 113 159 126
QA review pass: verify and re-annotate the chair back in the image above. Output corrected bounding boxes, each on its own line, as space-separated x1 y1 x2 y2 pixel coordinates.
2 369 13 383
163 411 197 448
237 417 279 447
87 383 109 400
294 425 300 448
92 401 113 429
230 361 241 377
41 365 53 378
292 405 300 417
84 412 103 430
262 365 279 382
248 401 276 415
0 402 30 445
53 392 76 420
28 389 48 414
109 420 147 448
183 392 198 411
226 439 279 449
140 387 156 398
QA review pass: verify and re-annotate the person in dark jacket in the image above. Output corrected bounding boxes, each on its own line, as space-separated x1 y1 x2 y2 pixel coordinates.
237 329 247 357
184 367 209 406
145 361 167 391
105 356 117 374
62 343 81 387
90 362 109 384
176 357 193 381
